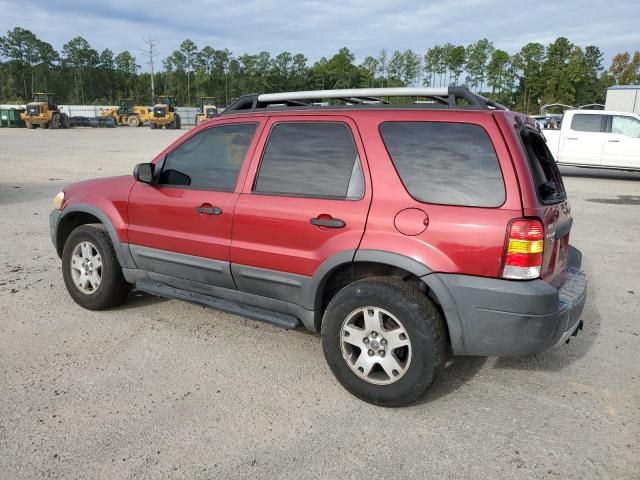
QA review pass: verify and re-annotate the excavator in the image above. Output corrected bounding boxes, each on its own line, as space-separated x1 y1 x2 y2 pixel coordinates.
149 96 181 129
195 96 219 124
100 99 152 127
20 93 70 129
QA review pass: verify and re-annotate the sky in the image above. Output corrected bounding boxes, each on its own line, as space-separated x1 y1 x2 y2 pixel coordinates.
2 0 639 68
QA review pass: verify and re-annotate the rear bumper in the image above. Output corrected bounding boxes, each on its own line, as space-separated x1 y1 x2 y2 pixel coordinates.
434 246 587 356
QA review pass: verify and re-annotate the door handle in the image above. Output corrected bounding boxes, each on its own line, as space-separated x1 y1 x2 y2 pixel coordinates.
607 139 620 143
566 137 578 140
310 217 345 229
196 206 222 215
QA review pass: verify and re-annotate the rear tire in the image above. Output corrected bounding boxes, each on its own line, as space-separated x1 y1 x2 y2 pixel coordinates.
175 114 181 129
150 122 157 130
48 114 58 129
321 277 445 407
128 115 140 127
61 114 70 129
61 224 131 310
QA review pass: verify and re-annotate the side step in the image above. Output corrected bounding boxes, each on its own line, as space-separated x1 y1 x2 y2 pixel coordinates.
136 279 301 330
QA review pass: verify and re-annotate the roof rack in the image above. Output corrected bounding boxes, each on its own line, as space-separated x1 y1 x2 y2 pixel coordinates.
221 86 507 115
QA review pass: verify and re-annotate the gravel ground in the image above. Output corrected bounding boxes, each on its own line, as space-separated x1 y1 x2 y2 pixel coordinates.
0 127 639 480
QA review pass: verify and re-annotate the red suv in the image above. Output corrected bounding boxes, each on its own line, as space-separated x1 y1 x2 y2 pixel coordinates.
49 87 587 406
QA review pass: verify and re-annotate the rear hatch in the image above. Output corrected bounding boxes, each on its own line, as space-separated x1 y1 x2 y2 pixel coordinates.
518 122 572 287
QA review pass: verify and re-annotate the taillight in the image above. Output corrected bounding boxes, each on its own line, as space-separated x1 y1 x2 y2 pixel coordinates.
502 219 544 280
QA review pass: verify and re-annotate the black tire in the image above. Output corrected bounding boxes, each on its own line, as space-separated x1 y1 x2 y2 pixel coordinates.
61 114 70 129
175 114 181 129
48 114 58 129
61 224 131 310
150 122 157 130
321 276 445 407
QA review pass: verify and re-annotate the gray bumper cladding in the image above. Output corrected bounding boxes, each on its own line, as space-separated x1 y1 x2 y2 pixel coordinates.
49 209 61 252
436 249 587 356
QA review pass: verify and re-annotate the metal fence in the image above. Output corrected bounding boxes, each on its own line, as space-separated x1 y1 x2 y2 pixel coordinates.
0 104 200 125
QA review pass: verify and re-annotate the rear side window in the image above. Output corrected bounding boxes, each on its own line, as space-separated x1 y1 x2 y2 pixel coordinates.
160 123 257 190
254 122 362 199
611 115 640 138
379 122 505 207
571 114 603 132
520 128 566 203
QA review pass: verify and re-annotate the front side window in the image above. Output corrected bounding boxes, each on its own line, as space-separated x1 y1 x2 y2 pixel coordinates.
159 123 257 190
571 114 603 133
379 121 505 207
611 115 640 138
254 122 362 199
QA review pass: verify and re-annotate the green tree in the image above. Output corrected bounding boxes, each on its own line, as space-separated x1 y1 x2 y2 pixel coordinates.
445 45 466 85
541 37 575 105
465 39 493 92
487 49 511 97
325 47 359 89
360 56 378 87
179 39 197 105
115 50 138 100
63 36 99 103
511 42 545 113
0 27 44 100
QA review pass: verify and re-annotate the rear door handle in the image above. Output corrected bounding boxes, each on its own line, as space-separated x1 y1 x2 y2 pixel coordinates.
607 139 620 143
566 137 578 140
196 206 222 215
310 217 345 229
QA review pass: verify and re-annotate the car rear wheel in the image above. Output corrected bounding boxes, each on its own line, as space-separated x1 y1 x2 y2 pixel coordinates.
61 224 130 310
321 276 445 407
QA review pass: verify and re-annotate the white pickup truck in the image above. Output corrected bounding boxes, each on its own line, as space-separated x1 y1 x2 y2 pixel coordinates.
543 110 640 171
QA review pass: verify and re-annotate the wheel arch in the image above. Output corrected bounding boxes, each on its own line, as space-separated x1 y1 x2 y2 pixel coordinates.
56 204 134 268
309 250 460 346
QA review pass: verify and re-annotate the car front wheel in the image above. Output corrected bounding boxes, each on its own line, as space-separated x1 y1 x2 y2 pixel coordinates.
61 224 130 310
321 277 445 407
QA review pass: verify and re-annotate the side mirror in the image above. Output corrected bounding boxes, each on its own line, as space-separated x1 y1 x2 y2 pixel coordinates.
133 163 155 184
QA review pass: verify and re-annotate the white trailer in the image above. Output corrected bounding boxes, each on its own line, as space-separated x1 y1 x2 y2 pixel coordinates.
605 85 640 114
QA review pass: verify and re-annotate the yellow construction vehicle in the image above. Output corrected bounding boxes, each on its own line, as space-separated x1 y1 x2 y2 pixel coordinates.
195 96 219 124
99 99 152 127
20 93 70 129
149 96 181 129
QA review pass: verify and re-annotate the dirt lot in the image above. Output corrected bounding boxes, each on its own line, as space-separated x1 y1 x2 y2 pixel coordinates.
1 127 639 479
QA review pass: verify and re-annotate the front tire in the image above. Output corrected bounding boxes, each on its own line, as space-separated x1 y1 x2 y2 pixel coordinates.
321 277 445 407
61 224 130 310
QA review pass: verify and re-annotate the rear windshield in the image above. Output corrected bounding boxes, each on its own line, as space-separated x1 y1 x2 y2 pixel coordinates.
379 121 505 207
520 127 566 204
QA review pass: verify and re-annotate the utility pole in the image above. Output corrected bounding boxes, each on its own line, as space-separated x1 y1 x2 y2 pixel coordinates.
140 37 159 102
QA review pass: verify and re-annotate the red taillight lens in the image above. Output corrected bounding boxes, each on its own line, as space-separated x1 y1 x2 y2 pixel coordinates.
502 219 544 280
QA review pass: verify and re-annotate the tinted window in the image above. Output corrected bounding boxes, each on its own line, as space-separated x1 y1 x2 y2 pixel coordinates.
571 114 603 132
611 115 640 138
379 122 505 207
254 122 361 198
521 128 566 203
160 123 257 190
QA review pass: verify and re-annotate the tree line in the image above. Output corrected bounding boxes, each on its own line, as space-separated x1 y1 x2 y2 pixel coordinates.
1 27 639 114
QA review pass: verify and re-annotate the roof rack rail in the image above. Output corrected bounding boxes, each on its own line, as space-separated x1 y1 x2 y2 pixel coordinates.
221 86 507 115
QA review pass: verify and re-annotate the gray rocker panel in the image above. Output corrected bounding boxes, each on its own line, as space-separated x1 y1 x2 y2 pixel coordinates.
128 244 236 290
